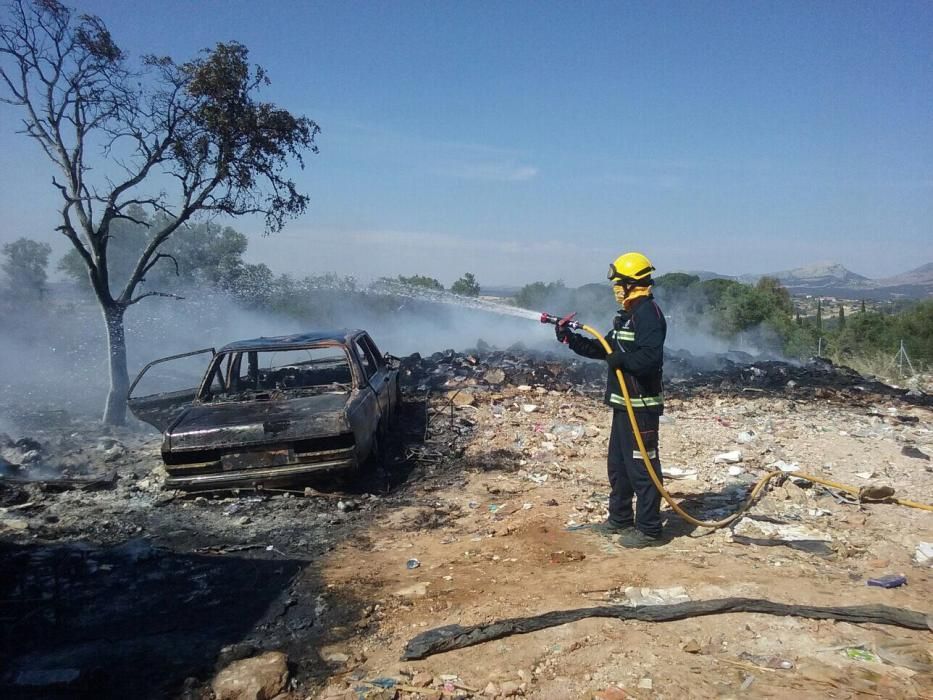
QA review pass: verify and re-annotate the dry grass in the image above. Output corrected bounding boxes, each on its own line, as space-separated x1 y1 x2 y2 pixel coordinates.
834 350 932 392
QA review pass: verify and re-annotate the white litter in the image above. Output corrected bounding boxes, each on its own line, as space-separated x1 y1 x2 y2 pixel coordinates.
913 542 933 568
769 460 800 473
666 466 698 480
732 519 832 544
714 450 743 464
624 586 691 607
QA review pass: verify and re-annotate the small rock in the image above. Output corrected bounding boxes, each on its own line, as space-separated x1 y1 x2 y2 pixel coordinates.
0 518 29 532
521 404 539 414
412 671 434 687
211 651 288 700
483 681 499 696
324 651 350 664
901 446 930 461
682 639 701 654
594 688 629 700
484 369 506 385
499 680 522 696
447 391 476 407
637 677 653 690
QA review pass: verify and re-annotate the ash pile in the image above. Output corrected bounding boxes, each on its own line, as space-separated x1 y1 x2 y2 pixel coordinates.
399 347 604 396
397 344 929 406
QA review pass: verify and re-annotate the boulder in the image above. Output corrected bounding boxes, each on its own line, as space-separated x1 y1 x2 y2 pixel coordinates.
211 651 288 700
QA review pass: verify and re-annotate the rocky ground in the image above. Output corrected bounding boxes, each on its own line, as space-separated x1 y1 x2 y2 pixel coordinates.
0 351 931 699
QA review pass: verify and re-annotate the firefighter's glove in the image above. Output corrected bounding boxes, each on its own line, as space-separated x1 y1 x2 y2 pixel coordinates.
606 349 627 371
555 323 574 345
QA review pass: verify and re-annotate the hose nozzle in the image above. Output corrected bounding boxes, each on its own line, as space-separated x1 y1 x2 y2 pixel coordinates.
540 312 582 330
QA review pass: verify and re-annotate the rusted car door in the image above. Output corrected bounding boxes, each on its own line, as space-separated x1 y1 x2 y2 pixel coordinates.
354 335 391 422
127 348 215 431
361 333 398 418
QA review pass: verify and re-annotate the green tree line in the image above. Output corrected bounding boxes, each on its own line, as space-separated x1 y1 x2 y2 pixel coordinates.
512 273 932 369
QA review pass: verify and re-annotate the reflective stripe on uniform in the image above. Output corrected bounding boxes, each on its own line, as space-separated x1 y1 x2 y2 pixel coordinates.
610 330 635 341
609 393 663 408
633 450 657 459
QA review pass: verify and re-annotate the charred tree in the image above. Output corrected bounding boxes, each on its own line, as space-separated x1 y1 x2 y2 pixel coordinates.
0 0 318 424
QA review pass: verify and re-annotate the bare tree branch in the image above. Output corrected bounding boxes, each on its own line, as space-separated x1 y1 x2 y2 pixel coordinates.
125 290 185 306
141 251 179 279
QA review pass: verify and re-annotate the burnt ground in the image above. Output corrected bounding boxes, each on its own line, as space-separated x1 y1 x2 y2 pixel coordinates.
0 395 433 699
0 351 931 699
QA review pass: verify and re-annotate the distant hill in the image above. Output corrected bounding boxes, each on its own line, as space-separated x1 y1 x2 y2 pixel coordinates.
741 263 872 289
676 262 932 300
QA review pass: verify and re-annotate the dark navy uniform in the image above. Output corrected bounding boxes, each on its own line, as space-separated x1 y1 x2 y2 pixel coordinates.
566 295 666 537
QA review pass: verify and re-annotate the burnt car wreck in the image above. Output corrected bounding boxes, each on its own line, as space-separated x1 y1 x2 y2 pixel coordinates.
128 330 400 489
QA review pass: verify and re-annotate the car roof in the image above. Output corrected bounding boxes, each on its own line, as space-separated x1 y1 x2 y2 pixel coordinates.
218 330 364 352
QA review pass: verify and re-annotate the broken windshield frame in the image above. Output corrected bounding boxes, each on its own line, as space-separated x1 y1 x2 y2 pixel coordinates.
196 345 355 404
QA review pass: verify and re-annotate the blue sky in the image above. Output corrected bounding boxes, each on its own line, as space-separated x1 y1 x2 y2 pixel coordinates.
1 0 931 286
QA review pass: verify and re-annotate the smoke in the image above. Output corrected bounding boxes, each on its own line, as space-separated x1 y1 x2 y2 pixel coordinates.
0 276 787 428
0 282 559 424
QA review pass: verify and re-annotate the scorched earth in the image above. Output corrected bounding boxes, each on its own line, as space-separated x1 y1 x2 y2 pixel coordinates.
0 349 931 699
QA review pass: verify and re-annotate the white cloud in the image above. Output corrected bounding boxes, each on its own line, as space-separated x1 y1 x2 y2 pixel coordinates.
441 162 539 182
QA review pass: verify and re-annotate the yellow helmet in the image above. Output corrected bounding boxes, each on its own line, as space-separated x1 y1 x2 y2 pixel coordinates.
608 252 655 283
608 252 655 307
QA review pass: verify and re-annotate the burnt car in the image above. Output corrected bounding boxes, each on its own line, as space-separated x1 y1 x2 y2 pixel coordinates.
127 330 400 489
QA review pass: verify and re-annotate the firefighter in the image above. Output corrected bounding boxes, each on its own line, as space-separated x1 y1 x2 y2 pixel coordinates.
555 252 667 547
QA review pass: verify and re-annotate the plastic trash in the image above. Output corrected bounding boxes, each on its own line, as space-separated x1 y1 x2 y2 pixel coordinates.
624 586 690 606
714 450 742 463
866 574 906 588
769 460 800 473
912 542 933 567
845 647 880 663
406 558 421 569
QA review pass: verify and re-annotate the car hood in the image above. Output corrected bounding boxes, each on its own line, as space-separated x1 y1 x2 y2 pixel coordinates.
166 391 351 452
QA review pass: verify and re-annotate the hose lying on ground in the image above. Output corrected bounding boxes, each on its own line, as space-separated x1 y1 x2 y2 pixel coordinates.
578 323 933 526
402 598 931 660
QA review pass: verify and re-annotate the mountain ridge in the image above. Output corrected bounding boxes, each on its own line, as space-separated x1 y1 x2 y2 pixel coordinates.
680 262 932 299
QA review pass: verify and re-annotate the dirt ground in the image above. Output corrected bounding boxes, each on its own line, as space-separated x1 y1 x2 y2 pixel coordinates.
1 369 931 698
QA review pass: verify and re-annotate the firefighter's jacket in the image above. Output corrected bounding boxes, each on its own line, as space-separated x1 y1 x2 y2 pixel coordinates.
567 295 666 413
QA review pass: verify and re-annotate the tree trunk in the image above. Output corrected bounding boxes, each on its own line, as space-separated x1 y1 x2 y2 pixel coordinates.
102 304 129 426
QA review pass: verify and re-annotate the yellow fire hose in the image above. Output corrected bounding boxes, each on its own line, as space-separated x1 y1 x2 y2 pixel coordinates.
579 323 933 527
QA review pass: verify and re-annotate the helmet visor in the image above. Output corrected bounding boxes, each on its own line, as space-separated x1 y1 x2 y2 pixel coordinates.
608 262 654 283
